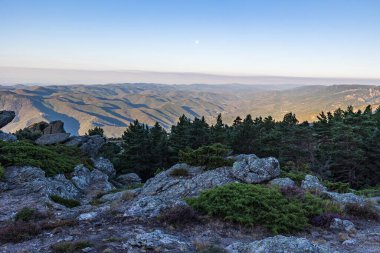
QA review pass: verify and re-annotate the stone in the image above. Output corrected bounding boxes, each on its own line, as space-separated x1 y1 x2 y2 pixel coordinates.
342 239 357 246
78 212 98 221
126 229 192 252
0 132 17 142
330 218 355 233
226 235 332 253
322 191 366 206
116 173 142 187
93 157 116 178
0 110 15 128
35 133 70 145
79 135 105 157
269 177 296 188
231 155 280 183
301 175 327 192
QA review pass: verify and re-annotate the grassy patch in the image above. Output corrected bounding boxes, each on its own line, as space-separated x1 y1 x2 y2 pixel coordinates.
50 195 80 208
187 183 339 234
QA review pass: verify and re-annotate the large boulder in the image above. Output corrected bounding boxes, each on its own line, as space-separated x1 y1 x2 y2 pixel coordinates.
71 165 114 198
231 155 280 183
35 133 70 145
301 175 327 192
116 173 142 187
42 120 66 134
0 166 80 221
322 191 366 207
93 157 116 178
0 132 17 142
65 135 105 157
226 235 331 253
124 163 236 217
0 110 15 129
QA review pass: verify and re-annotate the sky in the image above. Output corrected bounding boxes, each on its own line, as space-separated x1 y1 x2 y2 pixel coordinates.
1 0 380 79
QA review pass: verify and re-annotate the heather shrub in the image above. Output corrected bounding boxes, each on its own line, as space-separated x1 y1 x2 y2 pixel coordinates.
310 213 346 228
50 195 80 208
0 221 41 243
170 168 189 177
345 203 379 220
159 205 199 227
179 144 233 170
15 207 46 222
51 241 92 253
0 141 92 176
187 183 338 234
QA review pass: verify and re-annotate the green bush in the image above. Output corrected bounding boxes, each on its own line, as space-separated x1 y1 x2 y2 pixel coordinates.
324 180 351 193
87 126 104 137
179 144 233 170
14 128 42 141
187 183 338 234
51 241 92 253
0 164 4 179
280 170 307 186
50 195 80 208
15 208 38 222
0 141 92 176
354 186 380 197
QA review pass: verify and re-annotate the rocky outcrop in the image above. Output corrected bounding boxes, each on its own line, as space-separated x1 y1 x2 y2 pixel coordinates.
301 175 327 192
330 218 356 233
27 120 66 134
124 229 192 252
71 165 114 199
231 155 280 183
322 191 366 206
93 157 116 178
116 173 142 187
35 133 71 145
226 235 332 253
65 135 105 157
0 110 15 129
269 177 296 188
0 132 17 142
124 163 237 217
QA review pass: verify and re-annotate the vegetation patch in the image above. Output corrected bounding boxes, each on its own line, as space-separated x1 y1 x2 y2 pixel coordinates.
310 212 346 228
50 195 80 208
179 144 233 170
15 207 46 222
324 180 351 193
0 141 92 176
0 164 4 179
195 243 227 253
159 205 199 227
51 241 92 253
169 168 189 177
345 203 379 220
187 183 339 234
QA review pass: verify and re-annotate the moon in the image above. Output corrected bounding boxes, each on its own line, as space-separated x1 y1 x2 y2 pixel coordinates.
194 40 200 45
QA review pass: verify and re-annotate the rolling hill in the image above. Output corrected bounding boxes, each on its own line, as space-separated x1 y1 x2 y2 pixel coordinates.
1 84 380 137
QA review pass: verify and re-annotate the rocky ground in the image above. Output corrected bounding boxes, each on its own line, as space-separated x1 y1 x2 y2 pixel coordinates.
0 111 379 253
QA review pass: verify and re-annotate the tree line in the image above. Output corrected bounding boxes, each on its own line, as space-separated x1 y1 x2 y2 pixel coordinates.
102 105 380 188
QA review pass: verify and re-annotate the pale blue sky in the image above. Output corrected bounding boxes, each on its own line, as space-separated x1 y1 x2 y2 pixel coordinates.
1 0 379 78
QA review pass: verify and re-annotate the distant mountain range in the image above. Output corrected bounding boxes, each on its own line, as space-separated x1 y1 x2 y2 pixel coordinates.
1 83 380 137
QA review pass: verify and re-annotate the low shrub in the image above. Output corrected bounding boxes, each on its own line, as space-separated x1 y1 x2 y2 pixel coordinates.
87 126 104 137
279 186 305 199
345 203 379 220
51 241 92 253
280 170 307 186
159 205 199 227
0 221 41 243
354 186 380 197
195 243 227 253
310 213 345 228
0 141 92 176
50 195 80 208
324 180 351 193
0 164 4 179
170 168 189 177
187 183 338 234
179 144 233 170
14 128 42 141
15 207 46 222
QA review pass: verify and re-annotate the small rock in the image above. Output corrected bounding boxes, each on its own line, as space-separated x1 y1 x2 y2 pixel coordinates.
93 157 116 178
116 173 142 187
338 232 350 241
301 175 327 192
35 133 70 145
0 132 17 142
269 177 296 188
81 247 93 253
322 192 366 206
342 239 357 246
78 212 98 221
330 218 355 233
